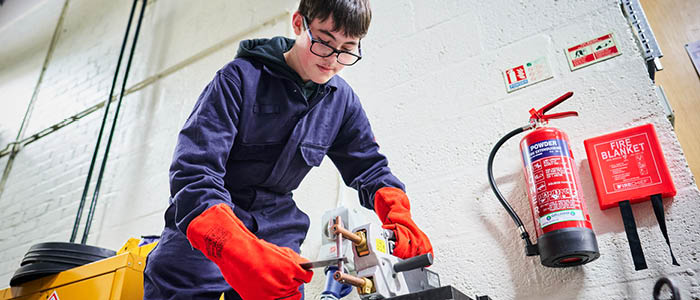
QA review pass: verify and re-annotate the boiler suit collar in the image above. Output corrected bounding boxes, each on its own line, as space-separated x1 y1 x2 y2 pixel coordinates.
236 36 338 99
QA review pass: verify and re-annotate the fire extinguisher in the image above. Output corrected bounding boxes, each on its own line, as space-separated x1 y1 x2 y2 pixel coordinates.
487 91 600 267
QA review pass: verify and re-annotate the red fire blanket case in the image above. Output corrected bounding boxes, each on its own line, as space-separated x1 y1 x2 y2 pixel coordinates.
584 123 679 270
584 123 676 208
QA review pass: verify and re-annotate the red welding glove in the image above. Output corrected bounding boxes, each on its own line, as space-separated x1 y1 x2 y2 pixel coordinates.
186 203 313 300
374 187 434 259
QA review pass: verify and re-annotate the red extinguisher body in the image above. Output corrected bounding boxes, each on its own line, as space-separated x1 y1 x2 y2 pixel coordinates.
520 125 599 267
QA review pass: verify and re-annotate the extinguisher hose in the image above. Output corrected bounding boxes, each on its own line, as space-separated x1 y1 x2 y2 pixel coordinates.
487 124 540 256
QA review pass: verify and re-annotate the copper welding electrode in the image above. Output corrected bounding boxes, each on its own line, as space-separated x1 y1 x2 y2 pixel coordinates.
332 223 365 247
333 271 373 294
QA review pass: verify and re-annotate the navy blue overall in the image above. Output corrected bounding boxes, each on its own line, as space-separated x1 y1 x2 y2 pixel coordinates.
143 38 404 300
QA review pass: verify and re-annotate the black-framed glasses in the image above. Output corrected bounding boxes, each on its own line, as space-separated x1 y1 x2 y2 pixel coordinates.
302 17 362 66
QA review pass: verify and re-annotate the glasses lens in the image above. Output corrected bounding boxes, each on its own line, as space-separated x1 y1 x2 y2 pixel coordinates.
310 42 334 57
337 53 360 65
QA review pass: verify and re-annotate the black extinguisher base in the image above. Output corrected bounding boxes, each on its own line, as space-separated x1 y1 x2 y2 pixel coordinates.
538 227 600 268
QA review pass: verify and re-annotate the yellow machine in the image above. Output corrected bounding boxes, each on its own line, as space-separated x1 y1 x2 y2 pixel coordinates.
0 239 156 300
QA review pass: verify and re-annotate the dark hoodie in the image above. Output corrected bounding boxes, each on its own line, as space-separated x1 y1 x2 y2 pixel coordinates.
236 37 319 100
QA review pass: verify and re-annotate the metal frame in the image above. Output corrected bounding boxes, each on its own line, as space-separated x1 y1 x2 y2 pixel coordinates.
621 0 664 80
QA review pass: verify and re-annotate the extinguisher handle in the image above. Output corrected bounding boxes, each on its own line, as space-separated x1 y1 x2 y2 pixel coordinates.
542 111 578 120
530 91 577 122
540 91 574 114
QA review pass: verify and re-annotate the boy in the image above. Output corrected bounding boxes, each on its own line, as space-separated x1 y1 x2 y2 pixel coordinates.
143 1 432 299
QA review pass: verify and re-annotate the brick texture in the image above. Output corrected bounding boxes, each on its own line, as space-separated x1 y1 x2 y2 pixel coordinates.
0 0 698 298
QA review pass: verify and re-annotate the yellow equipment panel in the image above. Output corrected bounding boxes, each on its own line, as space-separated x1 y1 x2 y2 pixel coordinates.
48 273 116 300
0 241 153 300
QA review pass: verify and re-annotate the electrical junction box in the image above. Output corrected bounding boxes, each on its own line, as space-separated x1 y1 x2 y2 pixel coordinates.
584 123 676 210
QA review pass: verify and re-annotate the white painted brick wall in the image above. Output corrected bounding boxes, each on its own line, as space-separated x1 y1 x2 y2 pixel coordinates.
1 0 698 299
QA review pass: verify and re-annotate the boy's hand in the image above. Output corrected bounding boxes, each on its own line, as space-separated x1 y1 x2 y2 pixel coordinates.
187 203 313 300
373 187 434 259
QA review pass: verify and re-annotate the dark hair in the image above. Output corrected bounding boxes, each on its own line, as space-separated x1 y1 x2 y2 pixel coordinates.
298 0 371 38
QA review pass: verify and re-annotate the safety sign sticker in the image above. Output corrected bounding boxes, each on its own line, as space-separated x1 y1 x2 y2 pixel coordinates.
503 56 554 93
375 238 387 254
566 33 621 71
526 138 571 161
48 291 60 300
540 209 584 228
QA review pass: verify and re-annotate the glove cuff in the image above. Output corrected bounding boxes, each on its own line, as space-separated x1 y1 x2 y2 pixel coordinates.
374 188 435 259
186 203 313 298
186 203 255 261
374 187 410 224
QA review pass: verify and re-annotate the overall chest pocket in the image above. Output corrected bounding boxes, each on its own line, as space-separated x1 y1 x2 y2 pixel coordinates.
241 103 293 145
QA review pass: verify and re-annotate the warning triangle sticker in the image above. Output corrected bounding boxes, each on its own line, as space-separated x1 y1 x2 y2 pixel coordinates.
48 291 60 300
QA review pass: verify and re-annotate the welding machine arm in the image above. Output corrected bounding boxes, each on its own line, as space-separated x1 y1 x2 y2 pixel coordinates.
374 187 434 259
187 203 314 300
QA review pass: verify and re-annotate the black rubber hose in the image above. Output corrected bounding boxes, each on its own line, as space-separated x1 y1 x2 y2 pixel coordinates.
70 0 139 243
487 124 539 255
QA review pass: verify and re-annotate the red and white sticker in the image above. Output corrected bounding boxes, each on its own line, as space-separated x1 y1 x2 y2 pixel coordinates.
592 133 662 194
523 138 587 234
566 33 621 70
48 291 60 300
503 57 553 93
533 155 585 229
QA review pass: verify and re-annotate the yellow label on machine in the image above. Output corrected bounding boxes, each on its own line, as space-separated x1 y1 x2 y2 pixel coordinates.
375 238 387 254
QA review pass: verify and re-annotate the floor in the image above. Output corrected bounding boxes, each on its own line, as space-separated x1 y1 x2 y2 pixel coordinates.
640 0 700 180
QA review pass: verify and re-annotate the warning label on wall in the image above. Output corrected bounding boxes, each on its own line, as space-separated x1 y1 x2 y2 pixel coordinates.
566 33 621 71
591 132 662 194
503 56 554 93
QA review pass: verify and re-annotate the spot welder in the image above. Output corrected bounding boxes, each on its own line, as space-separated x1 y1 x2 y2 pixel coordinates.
303 208 491 299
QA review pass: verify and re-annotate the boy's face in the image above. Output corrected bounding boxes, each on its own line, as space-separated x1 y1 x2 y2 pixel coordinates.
290 12 362 84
